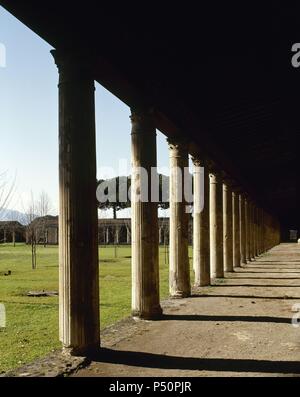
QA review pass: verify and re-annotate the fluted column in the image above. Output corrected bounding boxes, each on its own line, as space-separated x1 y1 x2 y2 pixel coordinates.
261 210 265 253
52 49 100 355
168 139 191 297
245 198 251 262
209 171 224 278
239 194 247 265
159 227 163 245
192 157 210 286
254 205 259 256
131 108 162 319
126 226 131 244
232 190 241 267
257 208 262 255
223 182 233 272
250 202 255 259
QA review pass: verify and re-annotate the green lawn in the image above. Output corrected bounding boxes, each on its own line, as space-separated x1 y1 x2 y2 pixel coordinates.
0 243 193 373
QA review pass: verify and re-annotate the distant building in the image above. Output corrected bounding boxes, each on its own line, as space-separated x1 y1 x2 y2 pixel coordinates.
26 215 59 245
23 216 193 245
0 221 26 243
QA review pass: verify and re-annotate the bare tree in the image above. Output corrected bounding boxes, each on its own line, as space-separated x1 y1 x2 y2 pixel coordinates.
37 191 52 247
25 193 37 269
0 172 16 221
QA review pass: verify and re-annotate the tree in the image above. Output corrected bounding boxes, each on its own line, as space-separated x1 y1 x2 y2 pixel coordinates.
97 174 170 218
0 171 16 221
25 193 37 269
97 176 130 219
37 191 52 247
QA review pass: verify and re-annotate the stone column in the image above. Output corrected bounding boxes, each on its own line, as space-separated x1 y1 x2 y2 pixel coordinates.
262 210 266 251
257 208 261 255
223 182 233 272
126 226 131 244
245 198 251 262
232 190 241 267
106 228 110 244
192 157 210 286
159 227 163 245
254 205 258 257
115 226 120 245
250 201 255 260
209 171 224 278
239 194 247 265
168 139 191 297
259 207 262 254
131 108 162 319
52 49 100 355
55 227 58 245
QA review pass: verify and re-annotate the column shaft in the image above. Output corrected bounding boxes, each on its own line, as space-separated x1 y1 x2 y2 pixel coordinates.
52 50 100 354
131 109 162 318
254 206 258 256
245 199 251 262
223 183 233 272
169 140 191 297
239 194 247 264
250 202 255 259
193 158 210 286
232 191 241 267
209 172 224 278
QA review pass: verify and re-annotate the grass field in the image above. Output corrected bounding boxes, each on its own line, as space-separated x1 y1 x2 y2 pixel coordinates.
0 243 193 373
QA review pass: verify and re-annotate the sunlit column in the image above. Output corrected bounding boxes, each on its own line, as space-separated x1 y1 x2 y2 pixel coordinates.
168 138 191 297
131 108 162 319
192 156 210 286
223 181 233 272
209 170 224 278
52 49 100 354
232 190 241 267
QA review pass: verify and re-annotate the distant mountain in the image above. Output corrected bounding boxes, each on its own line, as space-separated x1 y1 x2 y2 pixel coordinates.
0 209 27 224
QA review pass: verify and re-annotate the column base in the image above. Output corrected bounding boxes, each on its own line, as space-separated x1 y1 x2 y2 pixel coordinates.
170 290 191 299
193 281 210 288
214 273 224 279
62 342 100 357
132 305 163 320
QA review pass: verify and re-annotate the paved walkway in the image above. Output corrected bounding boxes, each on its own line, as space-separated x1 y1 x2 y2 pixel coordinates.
75 243 300 377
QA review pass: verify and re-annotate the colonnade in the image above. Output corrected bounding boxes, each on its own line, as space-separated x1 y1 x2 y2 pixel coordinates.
52 50 281 355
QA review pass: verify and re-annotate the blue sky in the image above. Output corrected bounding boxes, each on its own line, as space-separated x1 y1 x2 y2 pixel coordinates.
0 6 190 216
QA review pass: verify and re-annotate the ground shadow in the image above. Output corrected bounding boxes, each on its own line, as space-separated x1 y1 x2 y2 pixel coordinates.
223 277 300 280
242 267 300 270
91 348 300 374
233 270 300 274
212 284 300 288
161 314 291 324
191 294 300 300
254 261 300 263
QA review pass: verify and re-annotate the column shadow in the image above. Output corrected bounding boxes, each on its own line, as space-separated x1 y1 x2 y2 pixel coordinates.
91 348 300 374
211 284 300 288
233 270 300 274
223 277 300 280
191 294 300 300
160 314 291 324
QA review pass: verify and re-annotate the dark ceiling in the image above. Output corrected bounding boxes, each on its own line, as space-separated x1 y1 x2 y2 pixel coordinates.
0 1 298 227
